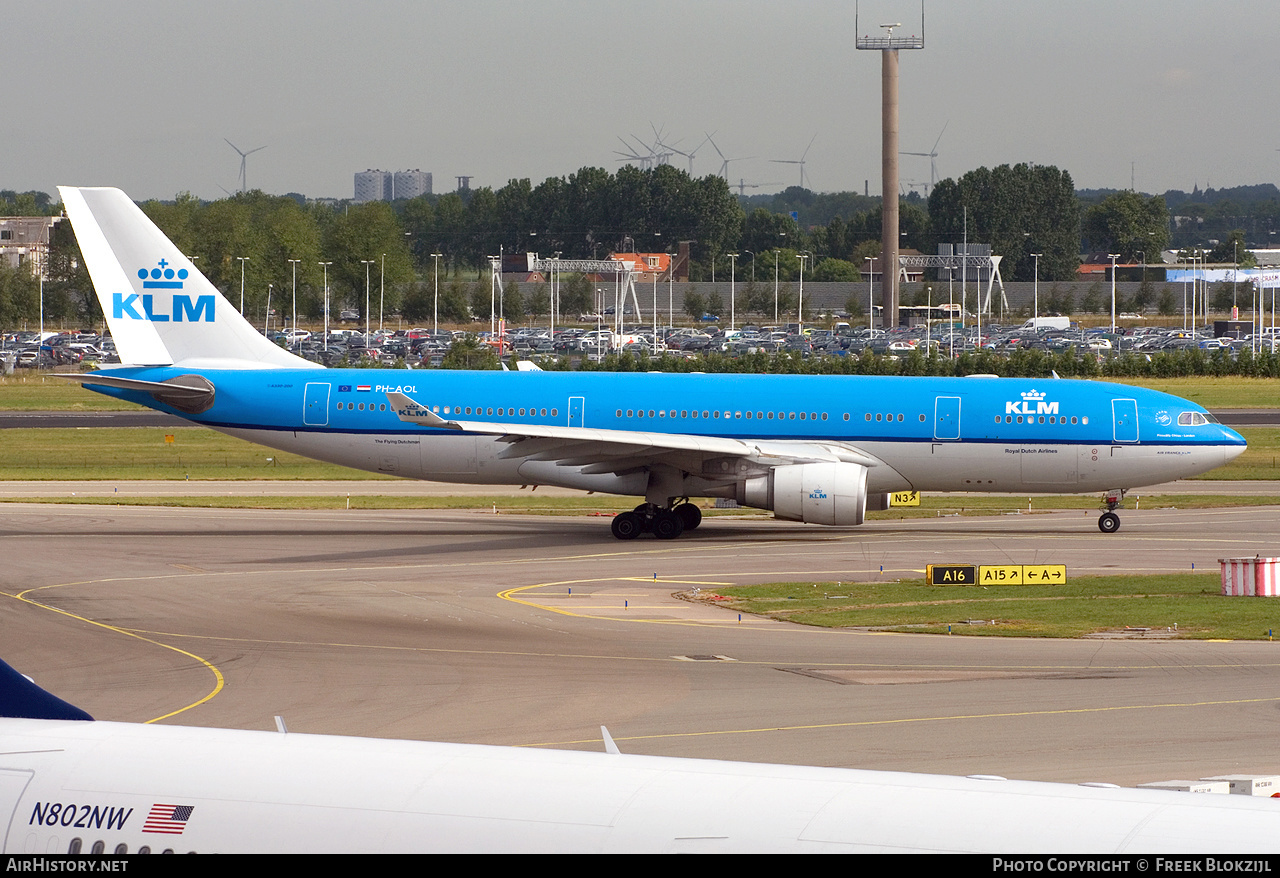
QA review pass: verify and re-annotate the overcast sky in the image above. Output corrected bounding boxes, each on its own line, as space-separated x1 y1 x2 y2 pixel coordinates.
6 1 1278 203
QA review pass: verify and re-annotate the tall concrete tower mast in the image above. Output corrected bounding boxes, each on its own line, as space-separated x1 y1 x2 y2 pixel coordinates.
856 3 924 331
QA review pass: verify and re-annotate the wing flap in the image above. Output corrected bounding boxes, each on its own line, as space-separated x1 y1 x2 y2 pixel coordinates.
388 391 754 455
386 391 883 473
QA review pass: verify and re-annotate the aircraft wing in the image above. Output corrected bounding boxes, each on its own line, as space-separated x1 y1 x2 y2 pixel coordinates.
386 391 880 476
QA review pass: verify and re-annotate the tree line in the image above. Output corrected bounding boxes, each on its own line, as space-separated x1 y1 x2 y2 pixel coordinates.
0 164 1234 327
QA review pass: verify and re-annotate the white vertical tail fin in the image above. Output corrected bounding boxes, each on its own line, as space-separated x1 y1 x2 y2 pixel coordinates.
58 186 319 370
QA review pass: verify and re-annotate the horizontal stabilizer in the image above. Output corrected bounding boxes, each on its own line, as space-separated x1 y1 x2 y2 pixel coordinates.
0 659 93 721
54 372 216 414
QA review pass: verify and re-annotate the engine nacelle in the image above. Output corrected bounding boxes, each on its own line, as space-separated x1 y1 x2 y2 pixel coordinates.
737 462 869 526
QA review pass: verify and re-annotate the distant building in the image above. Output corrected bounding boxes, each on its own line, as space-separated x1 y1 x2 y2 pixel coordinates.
609 251 673 282
355 169 432 202
354 169 392 203
0 216 59 277
393 170 432 199
609 241 691 282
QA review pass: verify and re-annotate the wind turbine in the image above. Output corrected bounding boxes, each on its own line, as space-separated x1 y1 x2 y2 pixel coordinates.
647 123 676 167
770 134 817 189
615 131 674 170
900 121 947 193
706 133 753 181
225 139 266 193
657 132 709 176
615 136 656 170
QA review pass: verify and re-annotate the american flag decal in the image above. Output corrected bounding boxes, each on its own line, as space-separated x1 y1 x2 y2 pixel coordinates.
142 803 194 834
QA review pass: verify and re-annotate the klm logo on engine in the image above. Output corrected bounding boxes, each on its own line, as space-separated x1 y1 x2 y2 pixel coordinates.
113 259 215 322
1006 389 1059 416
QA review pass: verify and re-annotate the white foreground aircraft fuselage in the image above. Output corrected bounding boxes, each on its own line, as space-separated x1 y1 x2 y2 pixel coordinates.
1 660 1278 854
56 187 1247 539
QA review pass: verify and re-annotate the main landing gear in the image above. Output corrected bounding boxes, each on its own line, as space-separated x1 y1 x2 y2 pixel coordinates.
1098 489 1126 534
611 500 702 541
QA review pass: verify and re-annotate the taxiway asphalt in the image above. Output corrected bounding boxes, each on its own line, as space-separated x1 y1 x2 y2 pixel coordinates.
4 500 1280 788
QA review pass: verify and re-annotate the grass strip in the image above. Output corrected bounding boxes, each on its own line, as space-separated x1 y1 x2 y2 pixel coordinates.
0 427 389 480
705 574 1280 640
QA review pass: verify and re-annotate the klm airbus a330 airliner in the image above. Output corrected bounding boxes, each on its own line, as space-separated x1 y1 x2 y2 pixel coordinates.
58 186 1246 539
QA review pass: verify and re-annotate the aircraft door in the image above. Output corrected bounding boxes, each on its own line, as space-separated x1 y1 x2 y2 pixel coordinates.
568 396 585 427
0 769 33 852
1112 398 1139 443
933 396 961 440
303 382 330 427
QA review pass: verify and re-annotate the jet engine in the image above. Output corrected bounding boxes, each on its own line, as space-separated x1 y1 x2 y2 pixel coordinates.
737 461 868 526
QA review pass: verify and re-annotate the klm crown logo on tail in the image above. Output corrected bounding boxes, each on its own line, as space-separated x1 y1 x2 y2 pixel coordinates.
113 260 215 323
138 259 187 289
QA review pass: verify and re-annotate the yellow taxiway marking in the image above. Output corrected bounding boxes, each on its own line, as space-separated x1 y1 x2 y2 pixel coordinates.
5 583 225 724
13 578 1280 676
498 578 754 625
527 694 1280 749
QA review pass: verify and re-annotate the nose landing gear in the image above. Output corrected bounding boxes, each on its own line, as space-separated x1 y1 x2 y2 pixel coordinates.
1097 489 1126 534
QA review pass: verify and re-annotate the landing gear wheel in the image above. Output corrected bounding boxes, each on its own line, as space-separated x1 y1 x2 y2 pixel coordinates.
612 511 644 540
1098 511 1120 534
652 510 685 540
674 502 702 531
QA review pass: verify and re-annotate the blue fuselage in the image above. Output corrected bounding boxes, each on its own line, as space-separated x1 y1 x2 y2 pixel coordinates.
87 367 1245 498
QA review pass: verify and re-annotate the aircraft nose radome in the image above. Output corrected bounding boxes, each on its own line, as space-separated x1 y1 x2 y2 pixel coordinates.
1223 428 1247 463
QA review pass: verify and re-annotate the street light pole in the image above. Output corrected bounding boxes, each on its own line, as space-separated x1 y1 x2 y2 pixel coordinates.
379 253 386 331
318 262 332 350
796 253 809 334
362 259 375 346
1136 250 1146 315
925 285 931 353
1233 239 1238 314
947 267 954 358
864 256 875 335
773 249 781 323
236 256 249 315
727 253 738 331
287 259 300 339
431 253 443 335
1180 253 1189 331
668 252 674 328
1108 253 1120 335
1030 253 1042 327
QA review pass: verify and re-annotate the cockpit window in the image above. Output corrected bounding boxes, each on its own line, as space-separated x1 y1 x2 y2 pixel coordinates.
1177 412 1210 426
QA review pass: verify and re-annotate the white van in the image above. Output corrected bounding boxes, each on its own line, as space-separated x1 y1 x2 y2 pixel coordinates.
1019 316 1070 332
